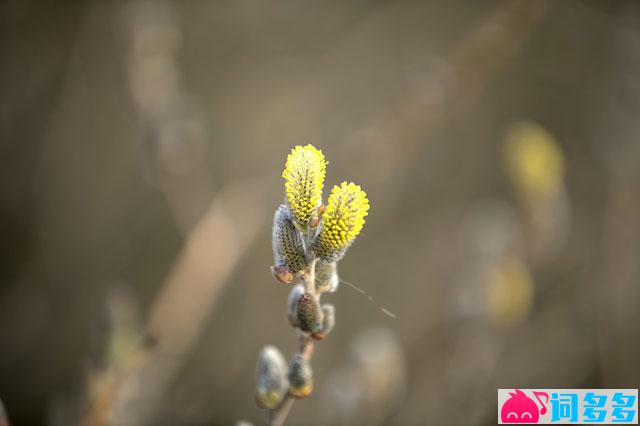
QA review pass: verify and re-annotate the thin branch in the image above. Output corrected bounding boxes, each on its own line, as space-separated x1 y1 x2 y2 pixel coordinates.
267 395 296 426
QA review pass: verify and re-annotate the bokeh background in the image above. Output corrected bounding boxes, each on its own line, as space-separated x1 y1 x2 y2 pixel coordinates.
1 0 639 425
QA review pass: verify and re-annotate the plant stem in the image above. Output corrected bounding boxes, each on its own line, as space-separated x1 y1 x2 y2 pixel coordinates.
266 394 295 426
266 322 316 426
266 235 322 426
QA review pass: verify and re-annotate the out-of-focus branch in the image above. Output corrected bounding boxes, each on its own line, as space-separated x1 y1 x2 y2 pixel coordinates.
357 0 548 164
446 0 547 107
82 2 273 425
122 0 215 235
0 398 10 426
146 179 268 353
81 178 268 426
591 8 640 386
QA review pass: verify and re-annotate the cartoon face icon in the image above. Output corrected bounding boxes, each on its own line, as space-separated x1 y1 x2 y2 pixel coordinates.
501 389 548 423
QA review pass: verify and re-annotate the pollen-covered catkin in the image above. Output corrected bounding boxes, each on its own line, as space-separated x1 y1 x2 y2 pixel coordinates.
311 182 369 262
282 145 326 227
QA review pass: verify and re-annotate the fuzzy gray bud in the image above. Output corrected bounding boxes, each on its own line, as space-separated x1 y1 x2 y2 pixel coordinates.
286 284 305 328
314 260 339 293
255 345 288 409
288 354 313 398
272 205 308 283
312 304 335 340
295 292 323 334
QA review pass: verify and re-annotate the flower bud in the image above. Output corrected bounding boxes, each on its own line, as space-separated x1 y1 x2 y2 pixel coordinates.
314 260 339 293
272 204 308 282
296 292 322 334
271 265 294 285
288 354 313 398
255 346 288 409
312 304 335 340
286 284 305 328
308 215 319 229
308 204 326 229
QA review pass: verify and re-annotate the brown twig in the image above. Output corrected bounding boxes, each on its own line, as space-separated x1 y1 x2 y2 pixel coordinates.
267 394 296 426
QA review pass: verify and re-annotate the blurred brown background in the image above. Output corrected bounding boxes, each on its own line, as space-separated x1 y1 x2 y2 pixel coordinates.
1 0 639 425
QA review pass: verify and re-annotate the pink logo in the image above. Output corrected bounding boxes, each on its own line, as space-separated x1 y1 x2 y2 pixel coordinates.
500 389 549 423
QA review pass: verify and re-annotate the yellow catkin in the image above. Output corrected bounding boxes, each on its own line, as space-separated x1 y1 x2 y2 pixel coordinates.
313 182 369 260
282 145 326 227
